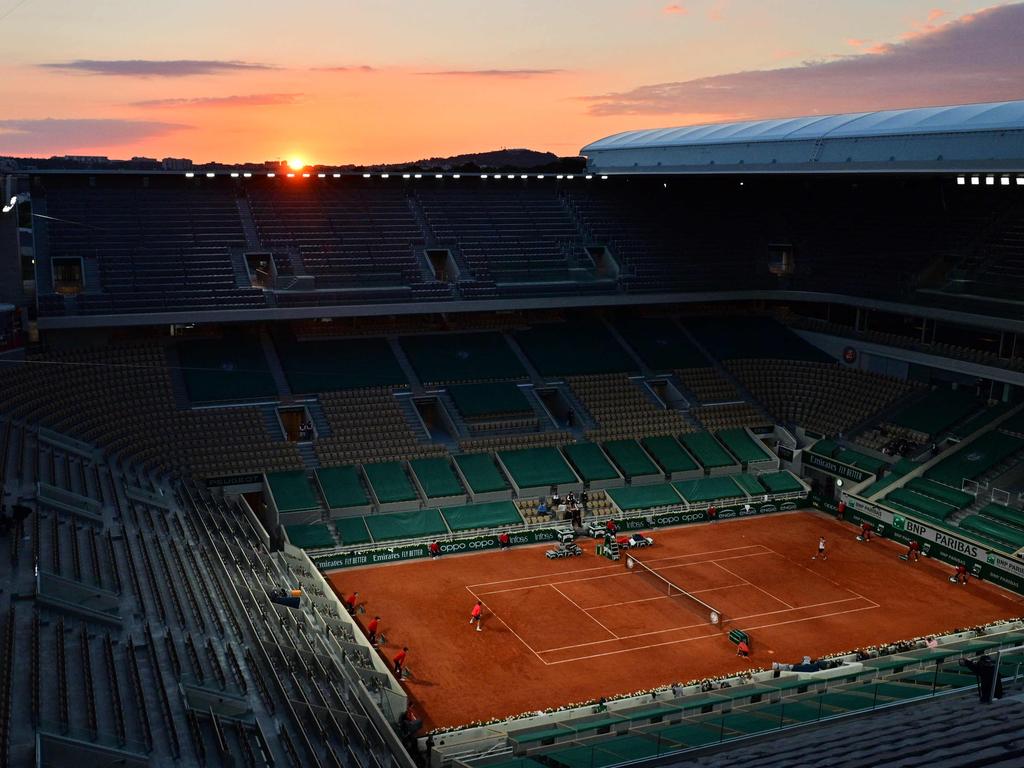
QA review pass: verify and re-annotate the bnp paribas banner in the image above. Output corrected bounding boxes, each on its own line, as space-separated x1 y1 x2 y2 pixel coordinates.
845 495 1024 595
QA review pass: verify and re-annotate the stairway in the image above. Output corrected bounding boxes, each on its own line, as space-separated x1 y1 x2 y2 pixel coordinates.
229 247 253 289
81 258 102 294
259 404 283 440
521 386 556 430
554 383 598 431
297 443 320 471
235 197 262 249
435 391 469 438
405 192 439 248
387 337 423 393
305 399 332 439
604 319 653 377
259 332 293 399
677 321 776 424
502 333 546 386
163 345 193 410
395 395 432 444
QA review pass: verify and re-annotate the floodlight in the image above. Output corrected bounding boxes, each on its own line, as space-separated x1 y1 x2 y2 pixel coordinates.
363 173 371 178
402 173 411 179
267 173 276 178
566 175 574 180
520 174 528 180
956 176 965 185
970 176 979 185
230 172 240 178
318 173 326 178
601 175 608 180
184 172 195 178
536 175 544 179
206 172 215 178
435 174 443 179
381 174 390 179
1001 176 1010 186
1017 177 1024 186
481 174 489 179
493 174 501 179
556 174 564 179
585 175 593 180
453 174 461 179
414 173 422 179
287 173 295 178
243 172 252 178
985 176 994 185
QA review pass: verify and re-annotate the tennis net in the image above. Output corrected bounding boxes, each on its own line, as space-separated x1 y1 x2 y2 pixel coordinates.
625 554 724 628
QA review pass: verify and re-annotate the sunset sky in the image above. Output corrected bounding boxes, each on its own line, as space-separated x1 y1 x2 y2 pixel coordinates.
1 0 1023 164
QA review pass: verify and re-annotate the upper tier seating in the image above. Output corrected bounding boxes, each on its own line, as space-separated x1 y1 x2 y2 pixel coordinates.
416 187 583 283
41 184 266 314
247 183 425 287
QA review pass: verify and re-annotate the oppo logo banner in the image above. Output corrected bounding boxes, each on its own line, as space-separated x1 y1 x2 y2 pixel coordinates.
653 512 706 526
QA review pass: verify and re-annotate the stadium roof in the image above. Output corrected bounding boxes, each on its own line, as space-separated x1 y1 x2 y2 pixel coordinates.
582 100 1024 174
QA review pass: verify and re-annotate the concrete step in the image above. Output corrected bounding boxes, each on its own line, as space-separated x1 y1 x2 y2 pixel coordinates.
305 399 332 439
387 337 423 393
259 332 293 399
396 394 433 444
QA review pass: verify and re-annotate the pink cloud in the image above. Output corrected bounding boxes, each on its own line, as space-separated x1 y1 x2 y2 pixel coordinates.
584 3 1024 117
662 4 688 15
130 93 303 108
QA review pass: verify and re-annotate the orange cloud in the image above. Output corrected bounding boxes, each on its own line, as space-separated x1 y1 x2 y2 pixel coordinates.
663 4 688 15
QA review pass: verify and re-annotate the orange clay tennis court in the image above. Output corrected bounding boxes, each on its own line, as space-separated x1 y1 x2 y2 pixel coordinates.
326 510 1024 730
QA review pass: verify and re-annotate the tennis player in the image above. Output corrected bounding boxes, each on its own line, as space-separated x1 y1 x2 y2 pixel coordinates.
954 564 969 585
470 600 484 632
812 536 827 560
857 522 872 542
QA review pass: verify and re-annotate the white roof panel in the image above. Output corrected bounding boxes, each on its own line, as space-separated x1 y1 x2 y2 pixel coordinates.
583 100 1024 151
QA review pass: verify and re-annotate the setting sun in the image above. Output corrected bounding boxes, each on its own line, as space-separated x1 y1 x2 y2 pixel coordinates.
287 158 305 171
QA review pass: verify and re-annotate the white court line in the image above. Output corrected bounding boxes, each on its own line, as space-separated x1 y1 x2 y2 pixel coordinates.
474 551 774 597
713 560 795 610
549 584 619 639
534 595 870 655
465 544 771 590
762 545 881 609
539 602 880 665
639 544 773 566
464 585 547 665
585 583 746 611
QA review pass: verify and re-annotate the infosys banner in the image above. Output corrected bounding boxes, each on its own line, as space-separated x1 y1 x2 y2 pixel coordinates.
845 495 1024 595
804 452 875 483
315 496 810 571
311 528 562 571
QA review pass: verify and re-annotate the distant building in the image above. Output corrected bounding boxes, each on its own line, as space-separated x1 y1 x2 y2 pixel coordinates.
59 155 109 164
162 157 194 171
